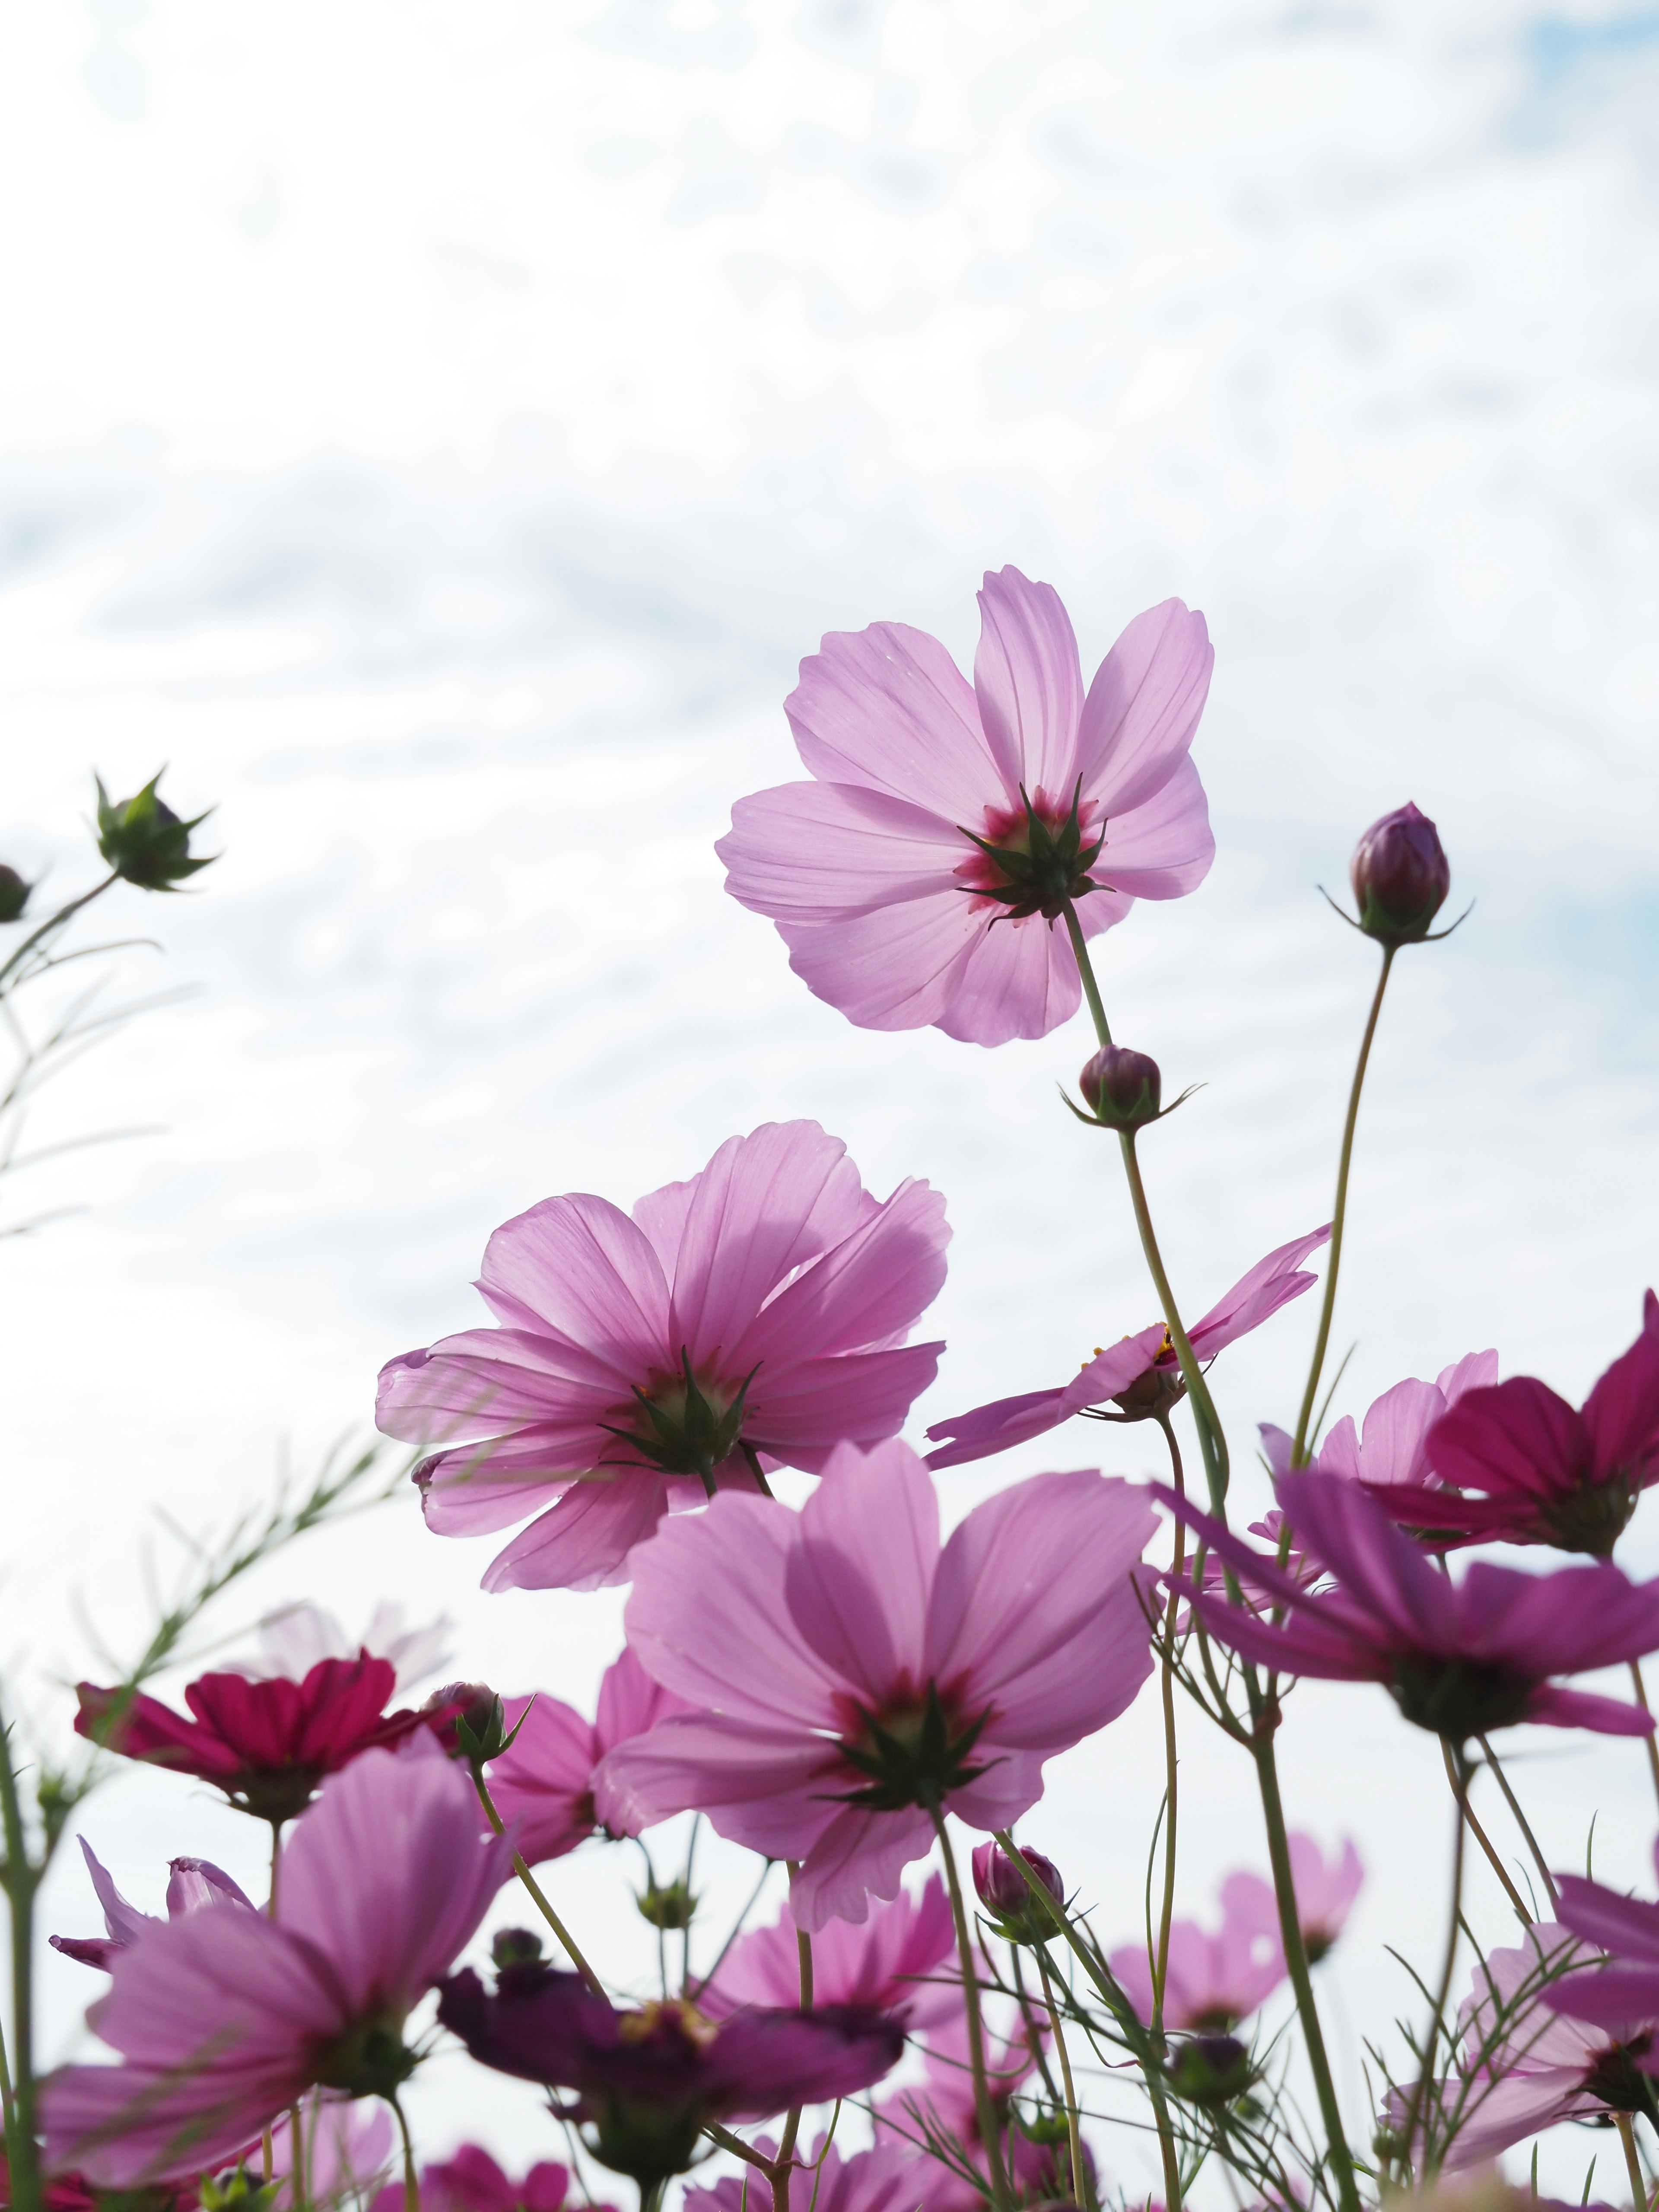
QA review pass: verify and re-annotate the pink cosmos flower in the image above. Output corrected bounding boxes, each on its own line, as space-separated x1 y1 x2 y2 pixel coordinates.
1110 1878 1287 2031
377 1122 949 1593
926 1227 1328 1470
1259 1352 1499 1491
50 1837 254 1970
369 2144 609 2212
74 1658 451 1824
272 2096 394 2212
1544 1842 1659 2067
684 2137 929 2212
717 568 1214 1047
1367 1295 1659 1557
598 1439 1157 1929
1168 1469 1659 1742
1280 1833 1363 1961
879 2006 1062 2212
486 1649 695 1866
41 1741 514 2185
1404 1923 1654 2169
435 1965 904 2185
699 1877 959 2029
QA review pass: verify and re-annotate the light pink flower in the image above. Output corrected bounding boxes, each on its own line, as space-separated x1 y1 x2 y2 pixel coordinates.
1111 1878 1286 2031
244 1602 453 1696
699 1876 959 2029
598 1440 1157 1929
1259 1351 1499 1489
685 2136 931 2212
377 1122 949 1593
41 1742 513 2185
717 568 1214 1047
486 1648 695 1865
1281 1833 1363 1960
927 1227 1328 1470
49 1838 254 1971
271 2096 394 2212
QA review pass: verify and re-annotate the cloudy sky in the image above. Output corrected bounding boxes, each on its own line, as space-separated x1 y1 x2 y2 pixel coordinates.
3 0 1658 2195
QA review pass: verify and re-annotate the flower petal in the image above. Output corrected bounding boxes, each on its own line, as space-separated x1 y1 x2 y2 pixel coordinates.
971 568 1085 800
1075 598 1214 817
785 619 995 821
785 1440 938 1703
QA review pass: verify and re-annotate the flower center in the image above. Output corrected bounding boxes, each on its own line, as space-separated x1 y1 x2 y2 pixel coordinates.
598 1348 758 1497
617 1999 719 2053
1537 1472 1637 1558
1582 2034 1659 2117
953 781 1107 923
829 1676 995 1812
1389 1656 1536 1741
311 2014 418 2101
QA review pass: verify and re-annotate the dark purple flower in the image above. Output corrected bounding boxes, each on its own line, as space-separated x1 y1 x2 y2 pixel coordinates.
1349 801 1450 945
1166 1469 1659 1743
1371 1294 1659 1557
436 1964 905 2184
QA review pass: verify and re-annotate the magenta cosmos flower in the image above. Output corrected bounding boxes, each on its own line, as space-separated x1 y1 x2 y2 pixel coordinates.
1259 1351 1497 1491
1110 1875 1286 2032
1545 1844 1659 2069
370 2145 610 2212
1171 1470 1659 1742
273 2096 394 2212
74 1656 451 1824
1363 1294 1659 1556
377 1122 948 1593
599 1438 1156 1929
700 1877 958 2030
41 1742 513 2185
685 2137 929 2212
926 1226 1328 1470
879 2004 1060 2212
486 1648 694 1865
717 568 1214 1047
50 1839 253 1970
436 1964 904 2185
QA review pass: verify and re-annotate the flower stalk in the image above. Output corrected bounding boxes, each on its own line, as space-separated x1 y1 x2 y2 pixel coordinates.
470 1770 605 1996
928 1804 1013 2212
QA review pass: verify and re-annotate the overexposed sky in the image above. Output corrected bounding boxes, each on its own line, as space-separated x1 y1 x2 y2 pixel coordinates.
3 1 1659 2195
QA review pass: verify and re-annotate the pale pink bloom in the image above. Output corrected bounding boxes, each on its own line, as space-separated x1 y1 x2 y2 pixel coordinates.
685 2136 931 2212
928 1227 1327 1470
718 568 1214 1047
700 1876 958 2029
1111 1879 1286 2030
1282 1833 1363 1960
378 1122 949 1593
1259 1351 1499 1488
487 1648 695 1865
244 1602 453 1695
41 1742 513 2185
599 1440 1157 1929
271 2096 394 2212
49 1838 254 1970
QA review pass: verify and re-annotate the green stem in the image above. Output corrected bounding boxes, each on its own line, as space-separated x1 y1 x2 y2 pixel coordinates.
1443 1740 1529 1924
1033 1948 1090 2212
0 1711 39 2212
1629 1662 1659 1821
1061 905 1112 1049
928 1806 1011 2212
1152 1413 1184 2033
1617 2112 1647 2212
391 2094 420 2212
1119 1132 1229 1511
1400 1752 1468 2182
773 1907 814 2173
1474 1738 1556 1914
0 874 118 995
289 2102 308 2212
1290 948 1395 1466
1251 1735 1361 2212
472 1771 605 1994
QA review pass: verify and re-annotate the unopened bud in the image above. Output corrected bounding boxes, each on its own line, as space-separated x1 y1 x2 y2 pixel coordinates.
1349 802 1450 947
94 772 215 892
1166 2031 1255 2108
492 1927 545 1970
424 1681 509 1764
1078 1045 1160 1130
972 1840 1065 1943
636 1878 698 1931
0 866 29 923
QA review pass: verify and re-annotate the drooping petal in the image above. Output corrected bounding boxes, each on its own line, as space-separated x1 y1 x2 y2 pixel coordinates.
785 1440 938 1703
924 1388 1070 1471
1186 1226 1330 1360
1074 599 1214 817
1090 756 1214 901
787 1805 938 1934
1522 1684 1656 1736
928 906 1088 1047
784 619 997 821
480 1475 675 1595
1271 1473 1458 1649
1057 1325 1172 1416
971 568 1085 800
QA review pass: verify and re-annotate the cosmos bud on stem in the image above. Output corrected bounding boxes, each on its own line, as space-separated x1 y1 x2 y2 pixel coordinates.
972 1840 1065 1942
1348 802 1450 947
1078 1045 1161 1130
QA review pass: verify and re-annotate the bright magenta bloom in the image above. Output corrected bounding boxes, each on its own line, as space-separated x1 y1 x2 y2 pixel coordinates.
718 568 1214 1046
926 1227 1327 1469
369 2144 605 2212
1545 1843 1659 2065
1171 1470 1659 1741
377 1122 948 1593
74 1657 448 1823
487 1649 694 1865
684 2137 929 2212
1259 1351 1497 1491
49 1838 253 1970
700 1878 958 2028
1110 1875 1286 2031
41 1742 513 2184
1367 1294 1659 1556
600 1439 1156 1929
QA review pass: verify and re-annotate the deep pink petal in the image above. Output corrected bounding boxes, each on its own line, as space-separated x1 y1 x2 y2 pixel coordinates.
594 1645 693 1755
1074 599 1214 817
487 1695 600 1866
1523 1684 1656 1736
785 1440 938 1703
971 568 1085 799
789 1805 938 1934
924 1389 1069 1471
480 1475 674 1595
1583 1297 1659 1482
1554 1874 1659 1965
1272 1473 1457 1648
1425 1378 1587 1504
784 619 996 820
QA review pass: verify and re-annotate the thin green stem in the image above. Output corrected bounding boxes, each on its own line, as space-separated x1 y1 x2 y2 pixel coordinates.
1475 1737 1558 1913
774 1907 814 2172
1401 1754 1470 2182
0 1711 40 2212
1119 1132 1229 1511
928 1806 1011 2212
289 2102 308 2212
0 874 118 995
1033 1948 1090 2212
1290 948 1395 1465
1629 1663 1659 1821
1617 2112 1647 2212
472 1771 605 1994
391 2094 420 2212
1061 904 1113 1047
1251 1735 1361 2212
1152 1413 1184 2033
740 1443 775 1500
1443 1739 1529 1923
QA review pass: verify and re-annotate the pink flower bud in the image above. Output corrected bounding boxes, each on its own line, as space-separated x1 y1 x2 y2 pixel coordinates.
1349 802 1450 946
1079 1045 1160 1129
972 1840 1065 1940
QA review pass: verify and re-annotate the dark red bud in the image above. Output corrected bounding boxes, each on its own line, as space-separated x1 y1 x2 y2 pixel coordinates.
1079 1045 1161 1129
1349 802 1450 946
972 1840 1065 1940
423 1680 505 1762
